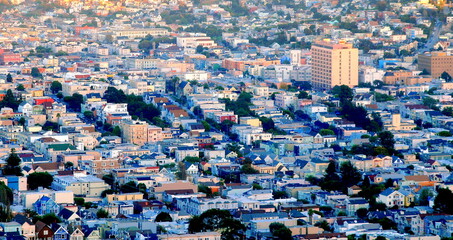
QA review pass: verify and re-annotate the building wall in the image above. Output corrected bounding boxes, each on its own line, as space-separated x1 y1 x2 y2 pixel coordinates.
311 40 358 89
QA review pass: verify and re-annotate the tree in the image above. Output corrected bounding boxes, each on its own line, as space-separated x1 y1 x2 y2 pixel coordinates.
63 93 84 112
188 209 245 240
112 126 122 137
33 213 61 225
437 131 452 137
27 172 54 190
319 129 335 136
50 81 62 94
6 73 12 83
3 149 22 176
16 84 25 91
269 222 292 240
119 181 138 193
184 156 201 163
176 162 187 180
325 160 340 180
273 190 289 199
155 212 173 222
356 208 368 219
298 91 310 99
31 67 42 78
417 188 433 206
315 220 332 232
423 96 438 110
241 163 258 174
378 131 395 154
442 107 453 117
340 161 362 189
103 87 127 103
74 197 85 206
441 71 452 82
0 89 21 111
196 45 204 53
434 188 453 214
259 117 275 132
96 209 109 218
332 85 353 104
83 111 94 121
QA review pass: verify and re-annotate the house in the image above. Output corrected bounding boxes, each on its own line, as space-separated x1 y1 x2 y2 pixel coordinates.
177 81 193 96
185 162 199 175
58 208 80 224
377 188 405 208
51 224 69 240
35 221 54 240
68 225 84 240
13 214 35 240
33 196 60 215
346 197 369 216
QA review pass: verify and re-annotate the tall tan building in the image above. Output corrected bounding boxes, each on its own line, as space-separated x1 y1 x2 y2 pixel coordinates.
418 51 453 78
121 120 164 146
121 120 149 146
311 40 359 89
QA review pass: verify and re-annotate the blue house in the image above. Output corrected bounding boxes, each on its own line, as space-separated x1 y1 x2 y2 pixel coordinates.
33 196 60 215
51 223 69 240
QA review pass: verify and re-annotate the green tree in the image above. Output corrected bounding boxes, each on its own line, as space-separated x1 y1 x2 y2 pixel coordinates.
119 181 139 193
27 172 54 189
298 91 310 99
6 73 12 83
63 93 84 112
378 131 395 154
269 222 292 240
423 96 438 110
16 84 24 91
188 209 245 240
340 161 362 189
259 117 275 132
320 160 341 191
155 212 173 222
441 71 452 82
96 209 109 218
31 67 42 78
332 85 353 104
442 107 453 117
273 190 289 199
417 188 433 206
319 129 334 136
33 213 61 224
50 81 62 94
3 149 22 176
176 162 187 180
437 131 452 137
112 126 122 137
74 197 85 206
83 111 94 120
0 89 21 111
434 188 453 214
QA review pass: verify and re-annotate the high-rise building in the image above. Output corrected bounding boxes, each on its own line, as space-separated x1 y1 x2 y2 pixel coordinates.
418 51 453 78
311 40 359 90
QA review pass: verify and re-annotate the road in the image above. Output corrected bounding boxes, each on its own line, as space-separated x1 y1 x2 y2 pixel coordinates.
418 20 443 54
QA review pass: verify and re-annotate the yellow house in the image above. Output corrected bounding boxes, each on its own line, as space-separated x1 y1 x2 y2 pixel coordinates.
253 162 288 174
106 192 144 203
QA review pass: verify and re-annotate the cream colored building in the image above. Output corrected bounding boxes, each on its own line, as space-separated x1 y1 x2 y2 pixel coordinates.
121 120 149 146
106 192 144 203
311 40 358 89
158 232 221 240
52 173 109 197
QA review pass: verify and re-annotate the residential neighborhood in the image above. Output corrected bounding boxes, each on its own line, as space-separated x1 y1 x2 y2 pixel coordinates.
0 0 452 240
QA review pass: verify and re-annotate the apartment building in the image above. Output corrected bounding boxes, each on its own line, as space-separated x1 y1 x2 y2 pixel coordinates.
311 39 358 89
418 51 453 78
